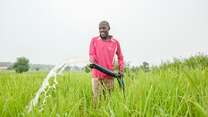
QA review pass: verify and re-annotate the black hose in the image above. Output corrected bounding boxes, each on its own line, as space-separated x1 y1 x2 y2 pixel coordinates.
89 63 125 90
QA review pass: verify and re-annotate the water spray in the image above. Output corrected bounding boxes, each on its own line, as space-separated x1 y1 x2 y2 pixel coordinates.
26 58 88 113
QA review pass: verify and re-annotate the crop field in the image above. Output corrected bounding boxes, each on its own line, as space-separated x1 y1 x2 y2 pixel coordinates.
0 56 208 117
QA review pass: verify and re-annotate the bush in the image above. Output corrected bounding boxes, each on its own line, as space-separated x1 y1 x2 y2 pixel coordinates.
13 57 30 73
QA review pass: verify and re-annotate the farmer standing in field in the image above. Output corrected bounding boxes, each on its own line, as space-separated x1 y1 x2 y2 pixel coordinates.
89 20 124 103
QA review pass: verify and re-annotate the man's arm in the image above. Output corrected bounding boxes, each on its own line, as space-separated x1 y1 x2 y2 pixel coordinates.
89 38 96 63
116 41 124 73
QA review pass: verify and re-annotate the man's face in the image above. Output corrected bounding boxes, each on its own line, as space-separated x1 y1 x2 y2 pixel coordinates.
99 24 109 39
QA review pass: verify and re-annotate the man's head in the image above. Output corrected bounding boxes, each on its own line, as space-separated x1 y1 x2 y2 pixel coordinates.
99 20 110 39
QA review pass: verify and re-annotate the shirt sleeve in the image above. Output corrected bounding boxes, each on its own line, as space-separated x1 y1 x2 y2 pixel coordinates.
89 38 96 63
116 41 124 72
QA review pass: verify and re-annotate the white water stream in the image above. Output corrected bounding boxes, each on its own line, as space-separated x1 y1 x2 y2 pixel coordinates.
26 58 89 112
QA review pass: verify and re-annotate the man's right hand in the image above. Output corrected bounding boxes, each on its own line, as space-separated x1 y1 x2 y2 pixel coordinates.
118 72 124 78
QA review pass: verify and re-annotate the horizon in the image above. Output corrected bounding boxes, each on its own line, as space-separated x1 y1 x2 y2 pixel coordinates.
0 52 207 67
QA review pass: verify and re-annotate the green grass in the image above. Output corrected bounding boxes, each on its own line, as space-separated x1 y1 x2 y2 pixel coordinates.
0 60 208 116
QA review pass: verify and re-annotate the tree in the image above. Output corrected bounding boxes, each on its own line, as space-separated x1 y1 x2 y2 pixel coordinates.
142 61 150 72
35 67 40 71
13 57 30 73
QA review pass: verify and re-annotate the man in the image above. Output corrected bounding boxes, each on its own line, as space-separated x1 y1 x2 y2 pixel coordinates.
89 20 124 103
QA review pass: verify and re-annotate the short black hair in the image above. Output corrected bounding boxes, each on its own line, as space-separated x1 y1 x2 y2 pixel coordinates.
99 20 110 30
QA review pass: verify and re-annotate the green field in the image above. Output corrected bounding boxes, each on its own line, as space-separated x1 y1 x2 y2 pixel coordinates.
0 55 208 117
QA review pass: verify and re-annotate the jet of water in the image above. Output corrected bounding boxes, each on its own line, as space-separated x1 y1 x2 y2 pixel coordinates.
27 58 89 113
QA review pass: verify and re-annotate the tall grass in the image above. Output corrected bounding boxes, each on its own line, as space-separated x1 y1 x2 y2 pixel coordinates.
0 55 208 116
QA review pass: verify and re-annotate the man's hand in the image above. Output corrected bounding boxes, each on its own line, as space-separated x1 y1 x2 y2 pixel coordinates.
118 71 124 78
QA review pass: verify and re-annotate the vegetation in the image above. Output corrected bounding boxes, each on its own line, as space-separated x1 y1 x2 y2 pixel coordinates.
12 57 30 73
0 55 208 116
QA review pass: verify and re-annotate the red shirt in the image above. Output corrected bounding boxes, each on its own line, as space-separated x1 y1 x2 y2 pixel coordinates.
89 36 124 79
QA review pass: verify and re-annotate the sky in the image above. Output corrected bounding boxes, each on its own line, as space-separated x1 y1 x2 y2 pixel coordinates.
0 0 207 66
